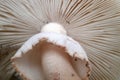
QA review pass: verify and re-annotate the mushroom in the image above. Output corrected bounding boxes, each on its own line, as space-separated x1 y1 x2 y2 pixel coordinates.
0 0 120 80
11 23 91 80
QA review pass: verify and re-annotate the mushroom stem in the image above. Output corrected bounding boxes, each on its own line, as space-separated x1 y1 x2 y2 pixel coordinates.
41 50 81 80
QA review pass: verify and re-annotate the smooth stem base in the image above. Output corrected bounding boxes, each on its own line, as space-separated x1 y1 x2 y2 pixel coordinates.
41 50 81 80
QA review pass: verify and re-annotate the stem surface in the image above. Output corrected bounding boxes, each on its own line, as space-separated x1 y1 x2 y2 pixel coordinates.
41 50 81 80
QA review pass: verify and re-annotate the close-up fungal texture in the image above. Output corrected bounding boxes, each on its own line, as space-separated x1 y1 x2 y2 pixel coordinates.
0 0 120 80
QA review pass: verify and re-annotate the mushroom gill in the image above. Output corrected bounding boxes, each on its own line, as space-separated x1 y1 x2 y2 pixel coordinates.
0 0 120 80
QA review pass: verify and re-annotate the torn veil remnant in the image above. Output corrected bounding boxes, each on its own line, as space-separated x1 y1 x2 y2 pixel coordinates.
11 23 91 80
0 0 120 80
